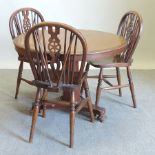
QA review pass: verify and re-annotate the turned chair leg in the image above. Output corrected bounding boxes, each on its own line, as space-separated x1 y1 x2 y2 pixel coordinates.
29 88 41 143
42 104 46 118
15 61 23 99
70 92 75 148
116 67 122 96
95 68 103 106
127 67 136 108
42 89 48 118
81 63 89 96
80 82 85 96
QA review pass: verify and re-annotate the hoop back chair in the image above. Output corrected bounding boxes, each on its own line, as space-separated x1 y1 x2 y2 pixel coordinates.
88 11 143 108
9 7 44 99
25 22 94 148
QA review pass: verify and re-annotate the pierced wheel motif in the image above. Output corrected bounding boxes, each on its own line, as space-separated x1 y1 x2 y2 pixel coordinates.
48 27 61 58
48 39 61 53
23 20 31 32
22 10 31 32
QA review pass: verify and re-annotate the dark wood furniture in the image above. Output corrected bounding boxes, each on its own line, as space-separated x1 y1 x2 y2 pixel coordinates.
88 11 143 107
9 7 44 99
25 22 95 148
13 28 127 122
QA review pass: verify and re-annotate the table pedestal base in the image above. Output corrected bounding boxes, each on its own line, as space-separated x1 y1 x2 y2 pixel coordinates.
34 101 105 122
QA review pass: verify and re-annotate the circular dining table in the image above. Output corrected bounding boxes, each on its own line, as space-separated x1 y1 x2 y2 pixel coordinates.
13 29 126 60
13 29 127 122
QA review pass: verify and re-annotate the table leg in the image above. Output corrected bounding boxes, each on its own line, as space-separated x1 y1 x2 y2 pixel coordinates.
83 79 106 122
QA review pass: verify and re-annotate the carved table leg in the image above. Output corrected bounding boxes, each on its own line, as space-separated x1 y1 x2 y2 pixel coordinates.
83 78 106 122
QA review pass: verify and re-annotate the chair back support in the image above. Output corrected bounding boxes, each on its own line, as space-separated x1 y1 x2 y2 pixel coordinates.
25 22 87 90
117 11 143 62
9 7 44 39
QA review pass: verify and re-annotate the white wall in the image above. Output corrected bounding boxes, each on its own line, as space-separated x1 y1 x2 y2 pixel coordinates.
0 0 154 69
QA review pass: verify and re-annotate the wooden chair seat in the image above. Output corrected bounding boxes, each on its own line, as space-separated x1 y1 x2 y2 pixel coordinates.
89 56 131 68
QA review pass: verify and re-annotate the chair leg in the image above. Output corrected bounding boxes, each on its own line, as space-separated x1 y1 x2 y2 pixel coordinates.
80 82 84 97
42 104 47 118
95 68 103 106
81 63 89 96
116 67 122 96
70 93 75 148
15 61 23 99
42 89 48 118
29 88 41 143
127 67 136 108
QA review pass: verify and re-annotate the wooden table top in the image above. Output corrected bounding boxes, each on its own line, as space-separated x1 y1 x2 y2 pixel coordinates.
13 29 126 61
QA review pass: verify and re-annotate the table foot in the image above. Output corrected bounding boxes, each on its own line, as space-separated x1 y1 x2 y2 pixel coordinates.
77 104 106 122
92 105 106 122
